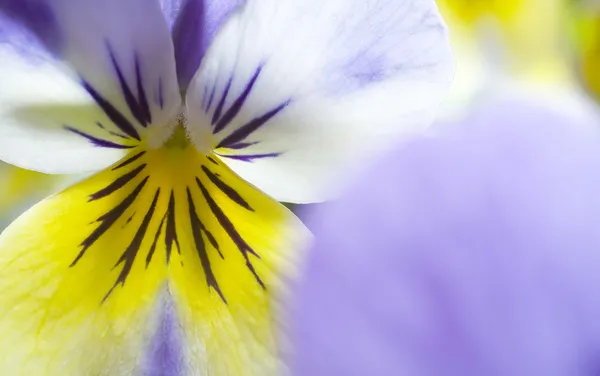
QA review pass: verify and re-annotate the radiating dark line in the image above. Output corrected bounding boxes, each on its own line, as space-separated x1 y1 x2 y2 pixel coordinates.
201 86 208 109
211 77 232 125
112 151 146 170
82 81 141 141
158 77 164 109
134 54 152 125
217 101 289 148
165 191 181 262
207 156 219 165
107 44 152 128
71 177 149 267
217 153 281 162
226 141 258 150
108 130 130 139
64 126 134 149
205 82 217 112
89 164 146 201
103 188 161 302
213 67 262 134
196 178 265 289
146 211 167 267
186 188 227 303
98 119 129 139
108 45 148 128
193 210 222 259
202 165 253 211
200 224 222 259
123 212 135 227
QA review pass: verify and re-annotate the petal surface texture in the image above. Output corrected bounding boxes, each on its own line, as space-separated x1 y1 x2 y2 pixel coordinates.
160 0 244 89
291 100 600 375
0 142 306 375
0 0 181 174
185 0 454 203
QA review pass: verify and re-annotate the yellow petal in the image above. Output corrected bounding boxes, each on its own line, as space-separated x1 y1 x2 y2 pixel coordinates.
0 163 59 216
0 143 308 375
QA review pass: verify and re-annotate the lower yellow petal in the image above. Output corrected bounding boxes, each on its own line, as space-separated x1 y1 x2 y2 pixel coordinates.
0 143 308 375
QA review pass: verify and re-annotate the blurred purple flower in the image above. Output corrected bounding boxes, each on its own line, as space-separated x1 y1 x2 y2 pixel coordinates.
291 100 600 376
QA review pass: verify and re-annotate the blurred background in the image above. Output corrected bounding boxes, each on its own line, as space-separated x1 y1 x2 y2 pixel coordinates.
437 0 599 117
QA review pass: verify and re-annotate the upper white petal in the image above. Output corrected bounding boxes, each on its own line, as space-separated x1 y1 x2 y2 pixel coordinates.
0 0 180 174
184 0 454 203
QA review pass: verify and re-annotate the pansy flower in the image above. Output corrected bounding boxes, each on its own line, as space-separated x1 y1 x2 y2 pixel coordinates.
0 0 453 374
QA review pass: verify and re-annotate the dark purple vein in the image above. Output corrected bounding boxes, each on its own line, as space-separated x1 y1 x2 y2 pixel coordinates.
217 100 289 148
213 67 262 134
196 178 265 289
65 126 134 149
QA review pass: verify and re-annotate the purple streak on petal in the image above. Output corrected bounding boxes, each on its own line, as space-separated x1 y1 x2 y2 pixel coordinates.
205 81 217 112
142 296 185 376
325 4 448 95
82 80 141 140
211 76 233 126
217 152 280 162
172 0 205 90
217 100 290 148
107 45 153 127
95 122 129 139
291 100 600 376
201 85 208 109
166 0 242 89
341 45 389 88
0 0 61 60
226 141 259 150
64 126 133 149
213 66 263 133
157 77 165 109
134 53 153 124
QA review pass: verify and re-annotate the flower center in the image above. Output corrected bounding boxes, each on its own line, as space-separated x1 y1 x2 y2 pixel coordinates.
146 109 215 155
145 110 187 150
69 141 273 303
164 126 190 149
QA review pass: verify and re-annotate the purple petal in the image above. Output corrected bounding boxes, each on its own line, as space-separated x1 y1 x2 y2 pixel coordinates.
291 100 600 376
142 295 185 376
161 0 242 89
0 0 60 61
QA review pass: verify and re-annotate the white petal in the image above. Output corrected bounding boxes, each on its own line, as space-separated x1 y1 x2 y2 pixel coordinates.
185 0 454 203
0 1 180 174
